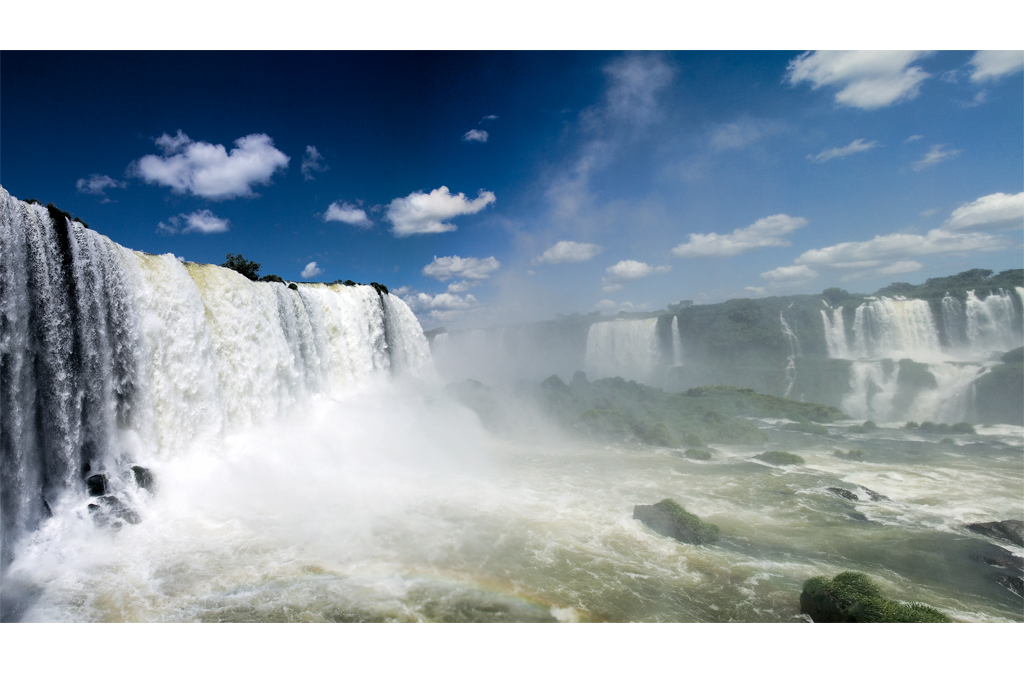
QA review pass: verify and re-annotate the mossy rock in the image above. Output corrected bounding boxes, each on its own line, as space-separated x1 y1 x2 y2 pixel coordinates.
633 498 720 545
754 450 804 466
684 448 713 461
834 449 864 461
904 421 919 429
800 571 952 623
640 422 674 447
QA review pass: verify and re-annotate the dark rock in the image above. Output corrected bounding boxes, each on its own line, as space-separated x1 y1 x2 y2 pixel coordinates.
86 474 108 497
827 487 858 501
967 520 1024 547
847 512 870 523
97 496 141 525
996 575 1023 598
633 499 720 545
862 487 889 502
131 465 155 492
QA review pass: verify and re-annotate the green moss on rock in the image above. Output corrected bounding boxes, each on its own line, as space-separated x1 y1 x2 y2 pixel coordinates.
754 450 804 466
633 499 720 545
684 448 713 461
800 571 952 623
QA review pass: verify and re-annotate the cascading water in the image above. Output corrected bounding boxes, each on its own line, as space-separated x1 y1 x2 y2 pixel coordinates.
0 187 434 571
780 306 802 399
583 318 662 384
670 315 683 367
822 293 1023 422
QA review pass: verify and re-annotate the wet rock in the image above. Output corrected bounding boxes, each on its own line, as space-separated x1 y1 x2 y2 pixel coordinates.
827 487 858 501
862 487 889 502
847 512 870 523
86 473 108 496
967 520 1024 547
800 571 952 623
131 465 155 492
633 499 720 545
90 495 141 527
996 575 1023 598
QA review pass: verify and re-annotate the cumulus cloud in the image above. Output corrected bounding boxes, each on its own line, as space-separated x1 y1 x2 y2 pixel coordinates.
133 130 290 200
786 51 930 110
300 262 323 279
969 50 1024 83
446 280 480 293
301 146 329 180
422 255 501 282
913 144 960 171
324 201 371 228
402 291 479 313
462 129 489 142
385 186 496 237
672 214 808 258
760 265 818 282
807 139 879 163
604 260 671 281
156 209 230 235
795 228 1004 266
944 192 1024 231
532 241 603 265
76 174 126 201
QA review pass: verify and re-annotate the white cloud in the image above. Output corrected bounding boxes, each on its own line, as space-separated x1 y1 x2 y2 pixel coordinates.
944 192 1024 231
904 135 924 143
324 201 371 228
602 284 624 293
969 50 1024 83
76 174 126 201
532 241 603 265
446 280 480 293
156 209 230 235
760 265 818 281
133 130 290 200
913 144 960 171
786 51 930 110
840 260 923 281
422 255 501 282
480 115 498 123
602 54 674 127
301 145 328 180
392 286 411 296
300 262 323 279
671 214 808 258
710 119 780 151
745 286 767 295
795 228 1004 266
462 129 489 142
402 291 479 313
807 138 879 163
594 299 645 313
604 259 670 281
920 208 940 218
385 186 496 237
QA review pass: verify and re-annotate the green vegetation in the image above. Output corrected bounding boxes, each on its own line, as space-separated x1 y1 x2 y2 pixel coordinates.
908 421 976 435
754 451 804 466
684 448 713 461
43 202 89 229
875 268 1023 303
633 499 720 545
800 571 952 623
939 437 956 445
259 274 285 284
834 449 864 461
221 253 262 281
904 421 919 429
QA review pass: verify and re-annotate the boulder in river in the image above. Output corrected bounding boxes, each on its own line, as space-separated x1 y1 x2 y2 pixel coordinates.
967 520 1024 547
633 499 720 545
800 571 952 623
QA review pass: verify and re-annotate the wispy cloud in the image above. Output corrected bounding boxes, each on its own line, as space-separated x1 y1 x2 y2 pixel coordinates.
795 229 1003 266
709 119 781 151
76 174 127 202
300 261 323 279
132 130 290 200
462 129 489 142
532 241 603 265
840 260 923 281
385 186 495 237
913 144 959 171
787 50 930 110
324 201 371 228
156 209 230 235
904 135 924 143
672 214 807 258
968 50 1024 83
807 138 879 163
422 255 501 282
760 264 818 281
479 114 498 123
301 145 328 180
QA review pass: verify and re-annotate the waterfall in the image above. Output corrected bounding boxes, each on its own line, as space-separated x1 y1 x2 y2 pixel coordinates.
822 291 1022 423
670 315 683 367
780 307 802 398
0 187 434 566
583 318 661 384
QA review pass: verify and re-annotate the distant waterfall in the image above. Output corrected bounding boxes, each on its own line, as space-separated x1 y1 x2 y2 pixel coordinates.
820 292 1023 422
584 318 661 384
0 188 434 566
670 315 683 367
780 308 802 399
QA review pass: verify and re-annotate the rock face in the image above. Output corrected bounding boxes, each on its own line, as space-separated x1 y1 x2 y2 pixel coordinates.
131 465 155 492
85 474 108 496
826 487 858 501
800 571 952 623
633 499 720 545
967 520 1024 547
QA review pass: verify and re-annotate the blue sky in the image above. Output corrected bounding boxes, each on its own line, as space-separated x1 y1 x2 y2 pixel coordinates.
2 50 1022 330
